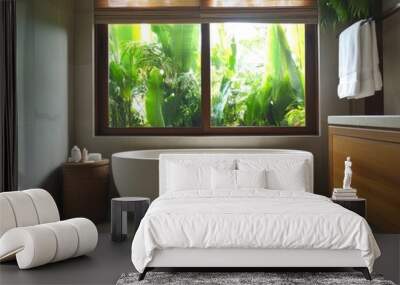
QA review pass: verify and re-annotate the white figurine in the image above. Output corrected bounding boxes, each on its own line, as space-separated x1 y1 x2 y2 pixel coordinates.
343 156 352 190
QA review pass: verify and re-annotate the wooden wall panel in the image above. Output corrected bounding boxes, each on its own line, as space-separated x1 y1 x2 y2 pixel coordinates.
95 0 200 9
95 0 316 9
329 126 400 233
94 0 318 23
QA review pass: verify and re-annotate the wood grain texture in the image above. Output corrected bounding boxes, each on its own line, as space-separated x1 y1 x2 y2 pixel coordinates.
95 0 316 9
63 160 110 223
96 0 200 9
94 0 318 23
329 126 400 233
203 0 316 8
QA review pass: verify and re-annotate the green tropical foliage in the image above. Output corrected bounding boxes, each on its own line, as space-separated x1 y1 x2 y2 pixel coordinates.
211 23 306 127
211 26 237 126
108 23 306 128
319 0 376 30
108 24 201 128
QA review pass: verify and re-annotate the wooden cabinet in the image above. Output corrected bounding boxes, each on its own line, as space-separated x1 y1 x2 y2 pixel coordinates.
329 126 400 233
62 160 109 223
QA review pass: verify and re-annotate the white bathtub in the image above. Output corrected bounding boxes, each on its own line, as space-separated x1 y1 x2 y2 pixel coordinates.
111 149 311 199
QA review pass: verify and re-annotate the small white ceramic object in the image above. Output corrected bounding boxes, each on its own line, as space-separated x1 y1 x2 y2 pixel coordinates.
88 153 102 162
82 148 89 162
71 146 82 163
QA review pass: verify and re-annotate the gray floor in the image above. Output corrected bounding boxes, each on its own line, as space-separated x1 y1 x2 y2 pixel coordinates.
1 226 399 285
0 225 133 285
374 234 400 284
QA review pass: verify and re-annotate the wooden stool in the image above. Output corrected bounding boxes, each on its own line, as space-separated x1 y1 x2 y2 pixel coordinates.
111 197 150 242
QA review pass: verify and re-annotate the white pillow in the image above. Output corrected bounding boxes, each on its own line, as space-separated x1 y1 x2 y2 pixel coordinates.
267 166 306 191
237 169 267 189
238 159 308 191
211 168 236 190
211 169 268 190
167 162 211 191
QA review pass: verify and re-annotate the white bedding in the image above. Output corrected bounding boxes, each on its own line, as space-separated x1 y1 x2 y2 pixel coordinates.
131 190 380 273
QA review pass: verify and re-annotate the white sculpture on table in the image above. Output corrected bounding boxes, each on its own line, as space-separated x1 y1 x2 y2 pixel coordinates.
343 156 353 190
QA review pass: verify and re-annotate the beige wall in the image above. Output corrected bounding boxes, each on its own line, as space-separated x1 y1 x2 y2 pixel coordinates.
383 0 400 115
17 0 74 203
74 0 350 197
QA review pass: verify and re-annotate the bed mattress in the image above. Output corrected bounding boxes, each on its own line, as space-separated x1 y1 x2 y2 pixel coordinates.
131 190 380 273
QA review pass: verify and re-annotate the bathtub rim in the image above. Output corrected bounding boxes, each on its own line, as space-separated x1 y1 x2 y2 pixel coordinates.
111 149 313 161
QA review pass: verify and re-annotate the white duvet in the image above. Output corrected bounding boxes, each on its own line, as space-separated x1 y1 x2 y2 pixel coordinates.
131 190 380 273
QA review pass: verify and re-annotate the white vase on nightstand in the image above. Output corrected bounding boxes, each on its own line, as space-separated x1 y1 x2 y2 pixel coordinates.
71 146 82 163
82 148 89 162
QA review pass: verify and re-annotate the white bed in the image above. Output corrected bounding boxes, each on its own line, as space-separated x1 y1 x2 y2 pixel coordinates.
131 152 380 280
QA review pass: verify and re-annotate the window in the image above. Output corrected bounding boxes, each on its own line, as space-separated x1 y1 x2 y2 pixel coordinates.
210 23 306 128
107 24 201 128
95 3 318 135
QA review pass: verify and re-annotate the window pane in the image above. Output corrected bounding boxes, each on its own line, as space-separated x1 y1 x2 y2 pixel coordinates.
108 24 201 128
210 23 306 127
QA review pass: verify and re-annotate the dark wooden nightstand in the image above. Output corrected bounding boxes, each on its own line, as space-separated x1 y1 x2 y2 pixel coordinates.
332 198 366 218
63 159 110 223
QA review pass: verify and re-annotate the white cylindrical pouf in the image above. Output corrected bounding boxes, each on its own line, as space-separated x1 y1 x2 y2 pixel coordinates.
65 218 98 257
0 188 98 269
1 192 39 227
24 189 60 223
0 219 98 269
0 226 57 269
17 226 58 269
43 221 79 262
0 196 17 237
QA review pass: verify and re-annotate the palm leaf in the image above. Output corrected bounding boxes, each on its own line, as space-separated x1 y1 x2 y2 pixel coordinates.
265 25 304 100
152 24 199 73
145 68 165 127
268 77 296 126
243 81 271 126
211 29 237 126
319 0 375 30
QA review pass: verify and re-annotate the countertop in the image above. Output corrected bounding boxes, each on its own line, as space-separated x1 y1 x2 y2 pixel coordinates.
328 115 400 129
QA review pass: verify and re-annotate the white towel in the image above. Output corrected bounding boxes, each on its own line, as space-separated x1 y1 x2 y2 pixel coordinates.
371 21 382 92
338 20 362 99
355 22 375 99
338 20 383 99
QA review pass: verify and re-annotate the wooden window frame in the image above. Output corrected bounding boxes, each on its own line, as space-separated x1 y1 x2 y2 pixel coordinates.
95 22 318 136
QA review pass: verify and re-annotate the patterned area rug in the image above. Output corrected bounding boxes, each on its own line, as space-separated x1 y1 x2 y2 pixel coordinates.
116 272 396 285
